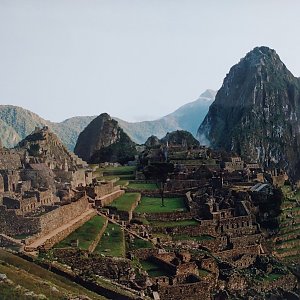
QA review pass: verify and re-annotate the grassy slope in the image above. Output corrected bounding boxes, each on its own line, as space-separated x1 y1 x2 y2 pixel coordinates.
135 197 187 213
127 183 158 190
55 215 106 250
109 193 140 212
94 223 125 257
0 249 106 300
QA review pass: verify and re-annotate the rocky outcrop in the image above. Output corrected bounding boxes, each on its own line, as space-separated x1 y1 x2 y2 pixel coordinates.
145 135 161 148
74 113 137 164
198 46 300 180
161 130 200 147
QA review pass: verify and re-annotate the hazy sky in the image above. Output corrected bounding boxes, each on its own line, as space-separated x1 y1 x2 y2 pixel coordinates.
0 0 300 122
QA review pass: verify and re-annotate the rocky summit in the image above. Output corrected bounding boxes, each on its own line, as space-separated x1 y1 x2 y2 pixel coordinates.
74 113 137 164
198 46 300 179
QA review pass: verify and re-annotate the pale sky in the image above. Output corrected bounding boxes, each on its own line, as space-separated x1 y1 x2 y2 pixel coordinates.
0 0 299 122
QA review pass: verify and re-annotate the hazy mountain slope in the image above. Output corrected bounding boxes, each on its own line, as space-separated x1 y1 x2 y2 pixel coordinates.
0 119 20 148
198 46 300 179
51 116 96 151
116 89 215 143
0 89 215 150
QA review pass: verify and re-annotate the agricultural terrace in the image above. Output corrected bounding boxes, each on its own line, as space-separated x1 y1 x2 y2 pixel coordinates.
126 236 153 252
140 260 170 277
127 182 158 190
134 196 187 213
103 166 136 186
55 215 106 250
0 250 104 300
109 193 140 212
94 223 125 257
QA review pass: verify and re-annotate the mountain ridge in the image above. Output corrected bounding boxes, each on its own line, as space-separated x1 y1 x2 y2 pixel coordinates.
0 89 215 150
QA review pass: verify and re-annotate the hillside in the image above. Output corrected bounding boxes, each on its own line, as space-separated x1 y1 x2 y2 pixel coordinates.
74 113 137 164
0 89 215 150
198 46 300 179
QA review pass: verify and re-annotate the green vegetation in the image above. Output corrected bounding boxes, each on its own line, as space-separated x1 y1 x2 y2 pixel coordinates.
135 197 187 213
263 273 283 282
0 249 105 300
150 219 199 228
198 268 210 277
94 223 125 257
102 166 136 175
127 182 158 190
109 193 140 212
126 237 153 251
140 260 170 277
55 215 106 250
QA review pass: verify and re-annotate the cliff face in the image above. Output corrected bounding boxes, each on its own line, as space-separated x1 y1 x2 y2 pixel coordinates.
74 113 136 164
197 46 300 179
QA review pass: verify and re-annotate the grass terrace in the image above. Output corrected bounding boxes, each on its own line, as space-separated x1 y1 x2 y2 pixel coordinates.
127 182 158 190
55 215 106 250
0 250 105 300
94 223 125 257
140 259 170 277
126 237 153 251
102 166 136 175
135 197 187 213
109 192 140 212
150 219 199 228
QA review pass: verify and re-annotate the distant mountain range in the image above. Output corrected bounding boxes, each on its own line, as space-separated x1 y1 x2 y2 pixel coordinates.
0 89 215 150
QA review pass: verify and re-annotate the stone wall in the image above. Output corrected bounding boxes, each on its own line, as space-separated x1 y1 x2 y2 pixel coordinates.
117 193 140 221
95 189 125 207
217 245 261 261
151 223 217 237
33 210 97 251
0 205 40 235
157 280 212 300
38 195 89 235
0 150 22 170
134 211 193 222
0 233 22 250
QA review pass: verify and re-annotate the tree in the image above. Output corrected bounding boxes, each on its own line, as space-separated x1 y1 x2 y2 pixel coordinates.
143 162 174 207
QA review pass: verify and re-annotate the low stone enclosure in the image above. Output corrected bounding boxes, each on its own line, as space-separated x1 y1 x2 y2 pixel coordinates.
0 193 90 237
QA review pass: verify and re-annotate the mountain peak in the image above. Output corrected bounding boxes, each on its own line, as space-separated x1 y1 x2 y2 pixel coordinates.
198 46 300 179
199 89 217 100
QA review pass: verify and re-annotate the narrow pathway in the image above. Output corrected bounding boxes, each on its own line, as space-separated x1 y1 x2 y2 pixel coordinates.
89 218 108 253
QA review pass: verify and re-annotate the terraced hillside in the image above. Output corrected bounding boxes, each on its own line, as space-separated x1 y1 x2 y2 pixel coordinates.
273 185 300 263
0 249 106 300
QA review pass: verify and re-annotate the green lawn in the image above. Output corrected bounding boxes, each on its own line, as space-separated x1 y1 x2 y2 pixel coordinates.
126 237 153 251
135 197 187 213
102 166 136 175
55 215 106 250
140 260 170 277
127 183 158 190
109 193 140 212
94 223 125 257
150 219 199 228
